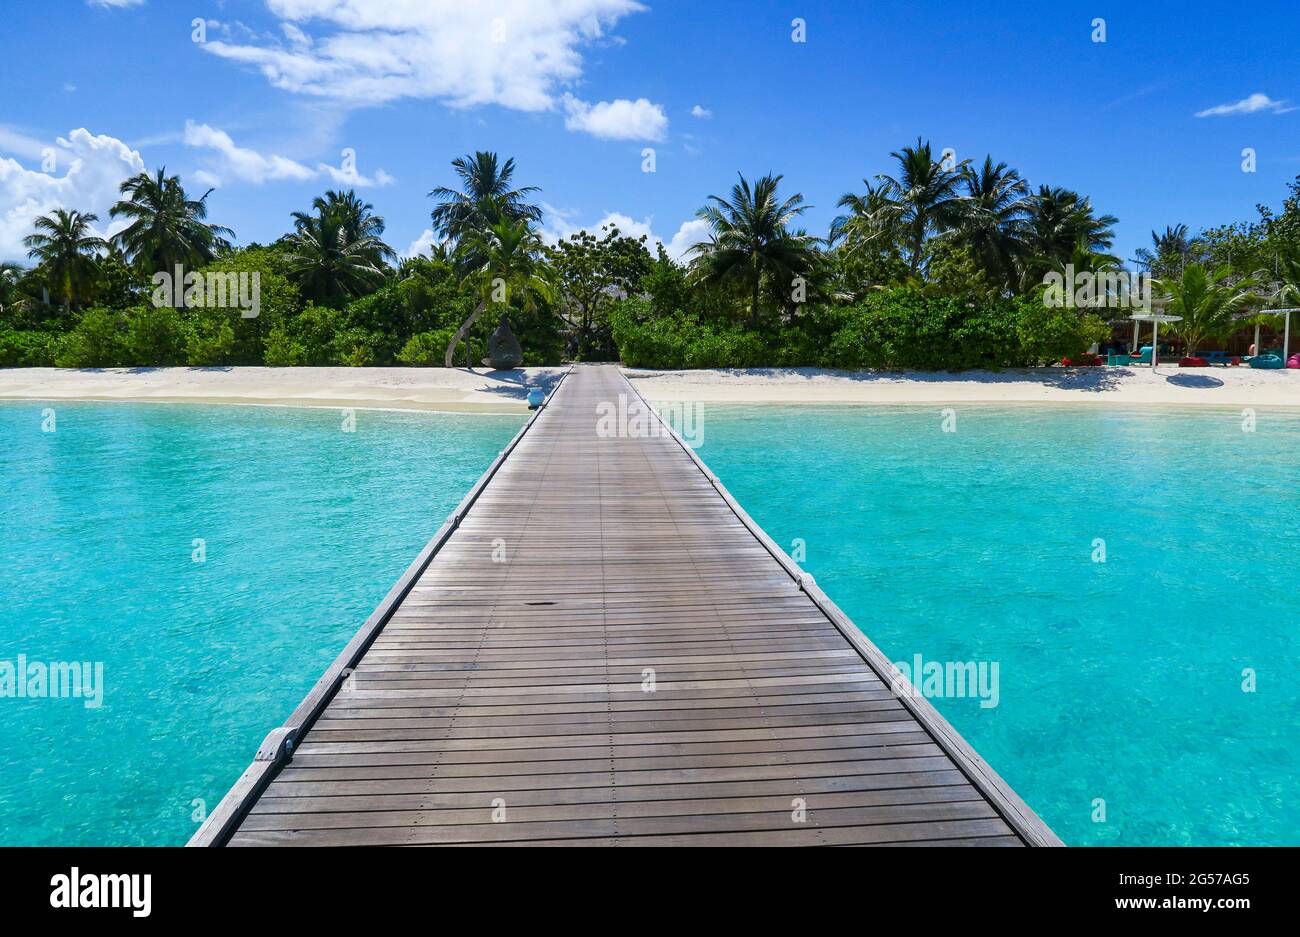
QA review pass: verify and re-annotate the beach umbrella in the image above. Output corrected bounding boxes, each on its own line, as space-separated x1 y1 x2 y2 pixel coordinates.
1129 312 1182 369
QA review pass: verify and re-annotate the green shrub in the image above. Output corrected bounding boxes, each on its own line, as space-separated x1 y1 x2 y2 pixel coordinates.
397 329 457 366
55 307 131 367
184 313 237 366
1016 302 1108 365
610 289 1108 371
126 305 186 366
263 327 306 367
0 329 63 367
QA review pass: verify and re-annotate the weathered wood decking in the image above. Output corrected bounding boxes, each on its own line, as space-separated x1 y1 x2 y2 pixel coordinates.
191 364 1060 847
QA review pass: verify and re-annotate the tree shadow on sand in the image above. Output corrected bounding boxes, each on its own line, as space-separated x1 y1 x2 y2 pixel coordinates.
625 366 1132 393
469 368 566 400
1164 372 1225 389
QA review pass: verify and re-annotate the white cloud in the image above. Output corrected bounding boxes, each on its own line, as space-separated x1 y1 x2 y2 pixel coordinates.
1196 93 1295 117
182 121 395 188
404 228 447 260
198 1 666 139
543 211 707 262
87 0 145 8
0 128 145 261
182 121 316 185
319 162 396 188
562 94 668 141
0 127 50 161
201 0 643 107
690 105 711 119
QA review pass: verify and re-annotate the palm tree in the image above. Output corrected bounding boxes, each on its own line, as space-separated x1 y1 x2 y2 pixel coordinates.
23 209 107 312
1135 224 1195 277
1021 186 1117 288
445 212 553 367
1155 264 1258 357
831 179 896 257
689 173 818 326
1153 224 1191 260
873 138 969 277
429 152 542 247
293 190 395 264
955 156 1031 291
283 212 386 306
110 169 233 275
0 262 26 316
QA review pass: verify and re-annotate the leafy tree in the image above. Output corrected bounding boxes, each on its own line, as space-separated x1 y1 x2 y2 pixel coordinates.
690 173 818 326
110 169 233 276
24 209 107 312
548 225 654 359
640 246 693 315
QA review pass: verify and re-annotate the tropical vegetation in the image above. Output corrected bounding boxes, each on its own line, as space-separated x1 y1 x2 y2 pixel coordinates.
3 141 1297 370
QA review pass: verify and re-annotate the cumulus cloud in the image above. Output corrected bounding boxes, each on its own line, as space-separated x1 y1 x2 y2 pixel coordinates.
690 105 712 119
561 95 668 141
404 228 447 260
319 162 396 188
197 1 666 138
182 121 315 185
543 211 708 262
1196 93 1294 117
183 121 394 187
0 128 145 261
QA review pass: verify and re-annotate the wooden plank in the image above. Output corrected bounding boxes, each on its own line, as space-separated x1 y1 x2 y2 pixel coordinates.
194 364 1059 848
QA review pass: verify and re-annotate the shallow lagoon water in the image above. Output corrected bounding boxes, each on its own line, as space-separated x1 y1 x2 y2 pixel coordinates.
697 403 1300 845
2 398 1296 846
0 402 521 845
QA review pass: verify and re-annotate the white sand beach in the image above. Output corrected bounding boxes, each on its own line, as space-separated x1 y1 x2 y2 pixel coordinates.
2 364 1299 412
627 365 1300 409
0 367 568 414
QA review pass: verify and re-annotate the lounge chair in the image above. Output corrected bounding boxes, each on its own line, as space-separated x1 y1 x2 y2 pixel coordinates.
1248 353 1285 370
1200 351 1231 366
1129 346 1154 365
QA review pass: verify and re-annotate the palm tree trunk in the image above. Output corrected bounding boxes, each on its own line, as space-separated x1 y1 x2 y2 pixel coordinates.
750 276 761 328
909 227 924 278
445 299 487 368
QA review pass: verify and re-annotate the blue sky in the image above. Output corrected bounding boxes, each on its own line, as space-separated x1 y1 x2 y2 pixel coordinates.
2 0 1298 266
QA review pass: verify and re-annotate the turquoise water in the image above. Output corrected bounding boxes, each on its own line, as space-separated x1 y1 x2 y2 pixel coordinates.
0 402 522 846
4 399 1296 847
698 404 1300 846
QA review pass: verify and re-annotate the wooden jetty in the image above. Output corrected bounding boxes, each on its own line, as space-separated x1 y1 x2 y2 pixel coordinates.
190 364 1061 847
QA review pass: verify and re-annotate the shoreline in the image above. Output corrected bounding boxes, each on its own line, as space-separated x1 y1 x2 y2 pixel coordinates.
625 366 1300 410
1 364 1299 413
